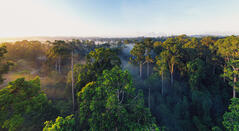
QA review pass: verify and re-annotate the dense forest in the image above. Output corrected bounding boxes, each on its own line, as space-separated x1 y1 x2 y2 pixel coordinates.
0 35 239 131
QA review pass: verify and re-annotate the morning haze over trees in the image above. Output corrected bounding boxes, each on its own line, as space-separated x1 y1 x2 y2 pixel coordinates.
1 0 239 130
0 35 239 131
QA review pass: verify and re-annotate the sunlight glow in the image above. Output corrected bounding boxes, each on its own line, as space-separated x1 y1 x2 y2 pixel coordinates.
0 0 239 37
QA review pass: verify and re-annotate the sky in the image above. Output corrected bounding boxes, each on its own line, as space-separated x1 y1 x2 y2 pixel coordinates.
0 0 239 37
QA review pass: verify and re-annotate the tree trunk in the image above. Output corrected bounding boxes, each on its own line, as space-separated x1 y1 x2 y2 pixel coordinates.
71 51 75 112
162 71 164 96
55 60 58 71
58 57 61 73
223 65 225 82
147 62 149 78
148 87 150 110
205 56 207 64
213 65 216 75
171 72 173 87
170 64 174 87
233 73 237 98
139 61 142 78
223 64 226 82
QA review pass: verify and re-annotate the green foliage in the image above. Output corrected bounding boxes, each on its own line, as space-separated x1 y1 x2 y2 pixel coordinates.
0 77 56 131
4 40 47 61
77 66 156 130
130 42 145 64
187 58 206 89
47 40 71 59
223 98 239 131
87 47 121 74
155 54 168 76
0 45 12 84
153 41 163 55
215 36 239 60
216 36 239 97
130 42 146 78
223 60 239 87
1 36 238 130
0 45 7 57
75 48 121 90
212 126 223 131
147 36 231 130
158 36 185 86
43 115 75 131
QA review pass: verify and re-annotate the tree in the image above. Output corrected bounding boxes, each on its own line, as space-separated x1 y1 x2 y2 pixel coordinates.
77 66 156 130
223 98 239 131
187 58 206 90
160 37 183 86
43 115 75 131
124 39 130 44
216 36 239 98
200 36 216 64
153 41 163 55
87 48 121 75
47 40 71 73
68 39 83 113
0 45 12 84
130 43 146 78
223 60 239 98
142 38 154 109
155 55 168 96
0 77 56 131
75 48 121 91
71 46 75 113
200 36 222 75
144 38 154 78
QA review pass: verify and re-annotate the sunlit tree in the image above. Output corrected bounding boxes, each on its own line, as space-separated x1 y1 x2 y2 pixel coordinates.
77 66 156 130
160 37 183 86
47 40 71 73
216 36 239 98
130 43 145 78
43 115 75 131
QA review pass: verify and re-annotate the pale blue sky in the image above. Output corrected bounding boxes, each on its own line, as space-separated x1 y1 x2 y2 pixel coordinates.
0 0 239 37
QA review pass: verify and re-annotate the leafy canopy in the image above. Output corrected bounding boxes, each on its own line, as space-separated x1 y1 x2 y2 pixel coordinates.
0 77 54 131
76 48 121 90
77 66 156 130
43 115 75 131
223 98 239 131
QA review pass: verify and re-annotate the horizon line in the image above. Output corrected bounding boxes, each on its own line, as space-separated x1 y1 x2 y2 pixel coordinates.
0 32 239 41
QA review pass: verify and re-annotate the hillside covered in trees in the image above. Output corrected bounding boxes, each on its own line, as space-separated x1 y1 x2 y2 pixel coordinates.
0 35 239 131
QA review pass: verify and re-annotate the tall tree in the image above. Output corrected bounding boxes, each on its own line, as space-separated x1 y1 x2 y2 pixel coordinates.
160 37 183 86
155 55 168 96
216 36 239 98
130 43 146 78
223 60 239 98
0 45 11 84
200 36 216 64
200 36 221 75
144 38 154 78
68 40 80 113
47 40 71 73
